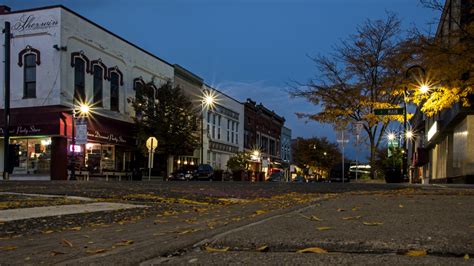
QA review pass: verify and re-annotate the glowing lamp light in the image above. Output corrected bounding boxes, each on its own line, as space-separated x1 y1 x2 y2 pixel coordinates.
79 104 90 114
387 133 396 141
406 130 414 140
419 84 430 94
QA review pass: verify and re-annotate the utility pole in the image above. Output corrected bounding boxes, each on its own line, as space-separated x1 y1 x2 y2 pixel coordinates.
3 21 10 181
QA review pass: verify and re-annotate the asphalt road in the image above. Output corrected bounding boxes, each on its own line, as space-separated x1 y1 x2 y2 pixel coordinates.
0 181 473 265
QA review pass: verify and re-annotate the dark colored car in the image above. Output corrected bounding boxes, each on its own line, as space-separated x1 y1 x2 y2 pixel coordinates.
292 175 307 183
193 164 214 181
268 171 285 182
329 163 351 183
168 165 198 181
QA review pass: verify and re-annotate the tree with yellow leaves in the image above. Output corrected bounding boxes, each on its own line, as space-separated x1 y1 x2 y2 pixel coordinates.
289 13 410 178
408 0 473 116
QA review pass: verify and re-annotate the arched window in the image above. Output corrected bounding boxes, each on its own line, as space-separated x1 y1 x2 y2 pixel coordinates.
23 54 37 98
93 65 103 106
133 77 145 100
74 57 86 103
18 45 41 99
110 72 120 111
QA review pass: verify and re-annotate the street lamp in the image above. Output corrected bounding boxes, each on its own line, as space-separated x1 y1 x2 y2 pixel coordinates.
70 102 90 180
200 90 216 164
404 65 426 182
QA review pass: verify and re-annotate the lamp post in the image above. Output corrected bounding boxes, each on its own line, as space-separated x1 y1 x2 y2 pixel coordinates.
403 65 426 182
70 103 90 180
201 91 215 165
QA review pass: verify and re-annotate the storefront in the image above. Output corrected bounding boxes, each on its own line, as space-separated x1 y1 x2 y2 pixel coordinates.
0 106 136 180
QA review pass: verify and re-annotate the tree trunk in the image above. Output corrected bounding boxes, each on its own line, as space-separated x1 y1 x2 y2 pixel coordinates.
370 137 376 179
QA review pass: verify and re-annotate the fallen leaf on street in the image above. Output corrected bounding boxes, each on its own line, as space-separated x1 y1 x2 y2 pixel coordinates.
205 246 230 252
50 251 66 256
61 239 73 248
342 216 362 220
469 224 474 228
405 250 427 257
42 230 54 234
257 245 269 252
297 247 328 254
336 208 345 212
399 204 404 208
255 210 268 215
362 222 383 226
352 207 359 211
86 248 109 254
24 257 31 261
114 240 135 247
317 227 333 231
0 245 17 251
464 254 470 260
69 226 81 231
310 216 323 221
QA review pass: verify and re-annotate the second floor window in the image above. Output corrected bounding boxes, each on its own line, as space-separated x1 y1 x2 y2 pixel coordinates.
93 66 103 106
110 72 119 111
74 58 86 103
23 54 36 98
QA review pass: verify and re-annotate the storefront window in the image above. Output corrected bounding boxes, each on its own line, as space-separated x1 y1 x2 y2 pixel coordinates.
11 137 51 175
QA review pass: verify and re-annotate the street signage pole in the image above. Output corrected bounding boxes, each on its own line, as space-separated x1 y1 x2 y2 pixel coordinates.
3 22 10 181
337 128 349 183
353 122 363 182
146 137 158 181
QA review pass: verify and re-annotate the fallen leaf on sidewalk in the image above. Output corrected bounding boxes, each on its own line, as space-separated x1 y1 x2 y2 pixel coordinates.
362 222 383 226
42 230 54 234
0 245 17 251
336 208 345 212
255 210 268 215
61 239 73 248
342 216 362 220
69 226 81 231
50 251 66 256
310 216 323 221
464 254 470 260
352 207 359 211
257 245 269 252
316 227 333 231
399 204 404 208
296 247 328 254
114 240 135 247
205 246 230 252
86 248 109 254
405 250 427 257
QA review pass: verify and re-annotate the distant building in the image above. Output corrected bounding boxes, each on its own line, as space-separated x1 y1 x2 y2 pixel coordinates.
244 98 285 177
281 126 292 163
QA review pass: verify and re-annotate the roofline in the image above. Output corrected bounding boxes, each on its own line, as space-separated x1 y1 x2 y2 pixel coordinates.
2 5 174 68
204 83 244 106
174 64 204 85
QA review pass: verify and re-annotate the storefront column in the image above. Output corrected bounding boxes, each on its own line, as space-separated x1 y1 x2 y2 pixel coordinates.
51 137 67 180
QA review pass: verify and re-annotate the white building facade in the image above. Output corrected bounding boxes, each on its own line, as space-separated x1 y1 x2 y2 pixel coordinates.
0 5 173 180
203 84 244 171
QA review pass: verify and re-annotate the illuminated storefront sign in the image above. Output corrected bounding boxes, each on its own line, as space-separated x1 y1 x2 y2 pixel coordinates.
427 121 438 141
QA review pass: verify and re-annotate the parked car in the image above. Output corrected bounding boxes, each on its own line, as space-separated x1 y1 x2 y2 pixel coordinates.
292 175 307 183
193 164 214 181
329 163 351 183
168 165 197 181
268 171 285 182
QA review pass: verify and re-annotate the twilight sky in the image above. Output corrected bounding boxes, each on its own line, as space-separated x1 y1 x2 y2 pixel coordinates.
6 0 441 160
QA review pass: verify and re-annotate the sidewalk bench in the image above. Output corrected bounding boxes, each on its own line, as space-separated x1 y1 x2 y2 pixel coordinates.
103 171 130 181
67 170 90 181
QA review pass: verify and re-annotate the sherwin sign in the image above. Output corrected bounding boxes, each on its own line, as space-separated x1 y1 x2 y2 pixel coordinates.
12 13 58 33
